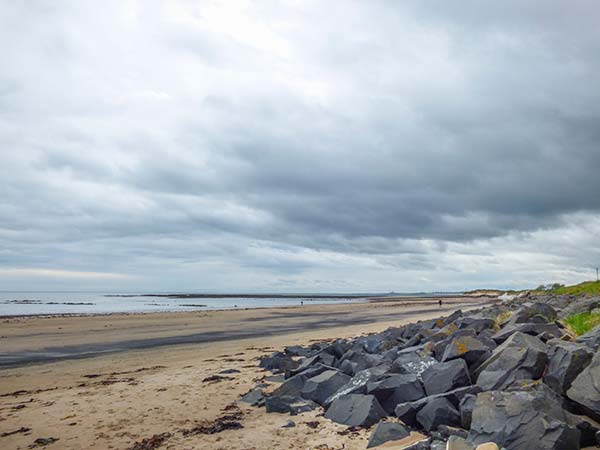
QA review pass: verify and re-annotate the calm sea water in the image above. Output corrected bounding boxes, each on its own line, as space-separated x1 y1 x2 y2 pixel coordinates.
0 292 368 316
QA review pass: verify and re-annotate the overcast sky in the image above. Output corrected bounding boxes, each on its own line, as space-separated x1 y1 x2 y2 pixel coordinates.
1 1 599 292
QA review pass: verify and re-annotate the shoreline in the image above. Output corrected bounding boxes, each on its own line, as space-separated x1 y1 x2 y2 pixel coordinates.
0 294 485 320
0 298 496 450
0 297 493 369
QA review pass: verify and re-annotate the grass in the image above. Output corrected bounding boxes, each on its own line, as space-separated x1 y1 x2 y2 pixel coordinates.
549 280 600 296
564 312 600 336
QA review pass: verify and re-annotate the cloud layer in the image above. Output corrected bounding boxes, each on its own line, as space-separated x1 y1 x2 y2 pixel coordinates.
1 0 599 291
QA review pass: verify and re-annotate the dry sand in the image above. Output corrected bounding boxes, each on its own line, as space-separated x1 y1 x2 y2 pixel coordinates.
0 297 493 450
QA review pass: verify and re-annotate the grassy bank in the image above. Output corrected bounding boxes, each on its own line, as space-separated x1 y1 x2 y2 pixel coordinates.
564 311 600 336
550 280 600 296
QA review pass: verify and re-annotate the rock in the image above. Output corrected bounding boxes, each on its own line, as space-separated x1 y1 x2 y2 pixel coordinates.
239 388 264 406
437 424 468 439
576 325 600 350
265 395 318 414
441 336 493 367
394 401 421 427
289 354 323 376
456 316 496 332
447 436 474 450
544 340 593 394
301 370 350 405
325 366 389 406
559 296 600 320
393 352 438 376
259 352 299 373
468 390 580 450
430 440 447 450
394 386 482 427
491 323 562 344
475 332 548 391
343 350 386 373
282 419 296 428
416 397 460 431
285 345 312 357
324 394 386 428
459 394 476 429
508 303 558 324
567 352 600 421
367 421 410 448
367 374 425 414
422 359 471 396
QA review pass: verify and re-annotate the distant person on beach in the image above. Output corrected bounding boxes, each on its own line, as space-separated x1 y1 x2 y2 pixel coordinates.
301 300 304 306
438 299 442 308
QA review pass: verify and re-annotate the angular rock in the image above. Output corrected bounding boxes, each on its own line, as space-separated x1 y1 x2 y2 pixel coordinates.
301 370 350 405
324 366 390 406
259 351 299 373
265 395 318 414
459 394 476 429
422 359 471 396
491 322 562 344
442 336 493 367
456 316 496 332
468 390 580 450
567 352 600 421
416 397 460 431
576 325 600 350
367 421 410 448
240 388 264 406
476 332 548 391
437 424 468 439
394 385 482 427
508 303 558 324
324 394 386 428
544 340 593 395
285 345 312 357
271 364 330 398
392 352 438 376
368 374 425 414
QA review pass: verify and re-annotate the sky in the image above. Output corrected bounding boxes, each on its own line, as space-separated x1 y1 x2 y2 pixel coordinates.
1 0 599 293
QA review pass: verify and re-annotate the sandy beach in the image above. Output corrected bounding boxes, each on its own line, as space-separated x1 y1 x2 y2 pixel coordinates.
0 297 493 450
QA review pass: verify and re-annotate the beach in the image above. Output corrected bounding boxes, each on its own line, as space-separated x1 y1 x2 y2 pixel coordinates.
0 296 491 450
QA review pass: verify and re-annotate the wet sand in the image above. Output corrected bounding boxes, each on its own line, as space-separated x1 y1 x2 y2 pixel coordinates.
0 297 493 450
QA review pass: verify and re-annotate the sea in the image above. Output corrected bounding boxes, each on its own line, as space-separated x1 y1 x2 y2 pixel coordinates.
0 291 374 316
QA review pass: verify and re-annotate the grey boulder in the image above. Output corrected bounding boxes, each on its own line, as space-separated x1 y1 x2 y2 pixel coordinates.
468 390 580 450
442 335 493 367
240 388 265 406
324 366 388 406
265 395 319 414
476 332 548 391
301 370 350 405
367 373 425 414
367 421 410 448
491 323 562 344
416 397 461 431
393 352 438 376
567 352 600 421
422 359 471 396
324 394 386 428
576 324 600 350
544 339 593 395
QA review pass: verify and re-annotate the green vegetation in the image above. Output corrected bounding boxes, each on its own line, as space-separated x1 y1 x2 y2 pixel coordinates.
564 311 600 336
550 280 600 296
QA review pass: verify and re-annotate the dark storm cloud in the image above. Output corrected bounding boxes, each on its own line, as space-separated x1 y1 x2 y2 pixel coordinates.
0 0 599 290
